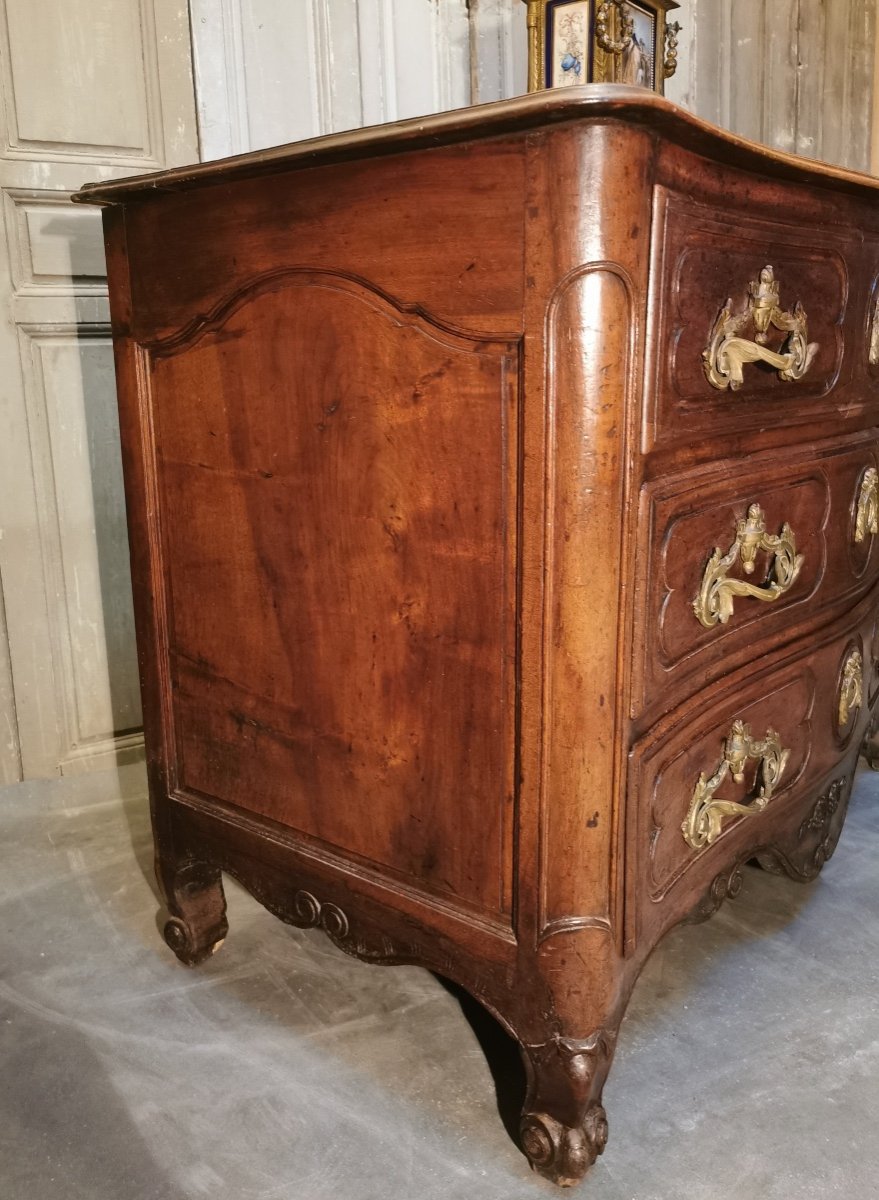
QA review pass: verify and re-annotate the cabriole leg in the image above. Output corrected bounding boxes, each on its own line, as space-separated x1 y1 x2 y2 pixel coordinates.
156 850 228 967
519 1028 616 1187
861 722 879 770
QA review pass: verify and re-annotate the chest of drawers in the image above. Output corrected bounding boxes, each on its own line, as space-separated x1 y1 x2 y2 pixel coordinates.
74 86 879 1187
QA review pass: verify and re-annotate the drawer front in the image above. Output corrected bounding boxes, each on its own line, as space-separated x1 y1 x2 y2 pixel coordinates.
870 609 879 709
632 435 879 717
628 600 875 946
644 190 866 454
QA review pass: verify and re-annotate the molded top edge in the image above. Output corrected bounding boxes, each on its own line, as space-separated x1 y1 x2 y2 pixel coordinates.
71 84 879 206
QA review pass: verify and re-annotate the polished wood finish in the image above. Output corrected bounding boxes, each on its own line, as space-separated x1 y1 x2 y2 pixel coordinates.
75 86 879 1187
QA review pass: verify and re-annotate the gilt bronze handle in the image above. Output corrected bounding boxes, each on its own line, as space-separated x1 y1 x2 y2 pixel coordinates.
693 503 804 628
683 720 790 849
854 467 878 543
838 650 863 728
703 265 819 391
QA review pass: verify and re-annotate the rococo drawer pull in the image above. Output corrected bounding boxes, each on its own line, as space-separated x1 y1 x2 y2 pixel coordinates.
838 649 863 727
869 296 879 365
703 264 819 391
854 467 878 543
693 503 804 628
682 720 790 850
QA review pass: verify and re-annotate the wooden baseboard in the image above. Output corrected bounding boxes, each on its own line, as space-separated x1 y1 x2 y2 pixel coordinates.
60 731 145 776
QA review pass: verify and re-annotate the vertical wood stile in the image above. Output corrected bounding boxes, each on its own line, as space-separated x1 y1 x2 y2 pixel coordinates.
469 0 527 105
356 0 398 124
234 0 320 146
687 0 726 129
795 0 825 161
821 0 851 167
311 0 333 135
384 0 468 121
842 0 877 170
0 579 21 784
761 0 798 154
189 0 249 159
719 0 732 134
727 0 766 143
433 0 472 112
320 0 366 133
873 0 879 173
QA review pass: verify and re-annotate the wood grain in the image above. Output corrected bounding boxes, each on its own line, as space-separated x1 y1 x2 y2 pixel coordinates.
87 89 879 1187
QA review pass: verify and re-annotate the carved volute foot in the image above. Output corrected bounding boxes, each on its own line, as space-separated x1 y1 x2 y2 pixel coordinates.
861 725 879 771
519 1031 616 1186
755 775 851 882
158 857 228 967
162 914 226 966
686 863 744 924
520 1105 609 1187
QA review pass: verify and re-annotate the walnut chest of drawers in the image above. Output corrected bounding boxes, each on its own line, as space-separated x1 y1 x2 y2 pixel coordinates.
74 87 879 1187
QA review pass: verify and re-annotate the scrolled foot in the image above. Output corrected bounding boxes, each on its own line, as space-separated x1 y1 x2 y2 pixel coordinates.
519 1030 616 1186
163 914 227 967
861 727 879 770
158 857 228 967
520 1105 608 1186
755 774 852 882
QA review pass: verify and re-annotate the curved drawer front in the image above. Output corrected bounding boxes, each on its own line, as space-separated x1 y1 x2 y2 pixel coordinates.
632 436 879 717
645 191 862 453
870 611 879 708
628 604 874 946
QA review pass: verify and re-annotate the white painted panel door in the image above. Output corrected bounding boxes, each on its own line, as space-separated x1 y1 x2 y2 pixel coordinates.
467 1 876 172
190 0 472 159
0 0 199 779
667 0 877 170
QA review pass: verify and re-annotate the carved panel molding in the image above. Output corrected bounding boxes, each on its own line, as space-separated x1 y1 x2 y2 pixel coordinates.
141 271 520 922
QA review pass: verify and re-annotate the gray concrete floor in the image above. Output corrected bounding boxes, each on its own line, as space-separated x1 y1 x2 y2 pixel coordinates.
0 763 877 1200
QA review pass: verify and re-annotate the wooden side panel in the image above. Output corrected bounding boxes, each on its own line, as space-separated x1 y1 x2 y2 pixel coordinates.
122 138 527 340
147 274 519 919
